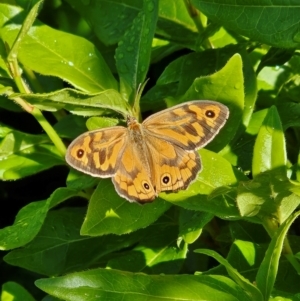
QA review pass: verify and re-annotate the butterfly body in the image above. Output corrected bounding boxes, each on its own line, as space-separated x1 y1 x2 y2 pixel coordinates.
66 101 229 203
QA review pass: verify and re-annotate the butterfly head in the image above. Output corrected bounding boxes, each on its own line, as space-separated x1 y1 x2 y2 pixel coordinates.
126 115 139 129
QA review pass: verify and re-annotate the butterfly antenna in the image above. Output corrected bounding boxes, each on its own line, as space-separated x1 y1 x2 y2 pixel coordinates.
133 79 149 120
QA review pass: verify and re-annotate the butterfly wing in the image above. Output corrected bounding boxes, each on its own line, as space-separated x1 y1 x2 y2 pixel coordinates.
65 127 127 177
143 100 229 150
142 100 229 194
112 140 157 203
144 134 201 193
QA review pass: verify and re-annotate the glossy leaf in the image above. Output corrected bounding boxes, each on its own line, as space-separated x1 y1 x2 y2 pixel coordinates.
277 102 300 130
237 171 300 223
1 282 35 301
115 0 158 101
195 249 263 301
66 169 98 191
252 106 287 177
54 115 87 139
80 180 171 236
192 0 300 49
107 212 187 274
36 268 253 301
0 4 117 93
256 211 300 301
221 109 268 170
86 117 119 131
165 149 246 219
65 0 198 48
0 129 63 180
179 209 213 244
0 188 79 250
13 88 129 117
4 208 144 276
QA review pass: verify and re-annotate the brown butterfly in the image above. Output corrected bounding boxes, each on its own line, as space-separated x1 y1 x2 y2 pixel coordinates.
65 101 229 203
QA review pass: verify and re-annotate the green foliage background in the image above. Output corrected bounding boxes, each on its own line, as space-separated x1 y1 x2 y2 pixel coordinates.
1 0 300 300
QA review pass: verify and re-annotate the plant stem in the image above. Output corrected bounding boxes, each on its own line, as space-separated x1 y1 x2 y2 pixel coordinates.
32 107 67 157
183 0 212 49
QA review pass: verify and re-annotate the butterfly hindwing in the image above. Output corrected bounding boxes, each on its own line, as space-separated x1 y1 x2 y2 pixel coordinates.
145 134 201 193
112 141 157 203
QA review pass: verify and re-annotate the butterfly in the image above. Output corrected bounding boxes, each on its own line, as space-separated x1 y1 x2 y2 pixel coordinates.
65 101 229 203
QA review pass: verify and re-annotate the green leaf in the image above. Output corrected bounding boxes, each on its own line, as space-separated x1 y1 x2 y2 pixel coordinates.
35 268 253 301
237 171 300 222
165 149 246 219
179 209 213 244
63 0 141 45
0 130 48 158
256 47 294 74
277 102 300 130
86 116 119 131
221 109 268 170
195 249 263 301
107 212 187 274
228 240 264 275
0 129 63 180
4 208 144 276
229 221 270 244
252 106 287 177
54 115 87 139
158 45 255 125
156 0 199 49
207 235 269 287
115 0 158 102
146 47 249 118
141 82 178 112
1 282 36 301
65 0 199 49
0 4 118 93
0 146 62 180
0 95 22 112
66 169 98 191
150 39 182 63
278 74 300 104
80 180 171 236
256 211 300 301
0 188 79 250
14 88 130 117
0 124 13 138
256 65 288 105
192 0 300 49
0 39 10 78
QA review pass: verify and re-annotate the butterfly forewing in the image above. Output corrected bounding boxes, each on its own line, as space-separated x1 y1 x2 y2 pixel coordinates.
143 101 229 150
66 127 127 177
